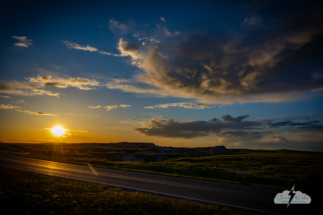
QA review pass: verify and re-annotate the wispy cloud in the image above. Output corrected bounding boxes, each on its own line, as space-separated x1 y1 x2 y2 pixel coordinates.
16 110 58 116
163 28 180 37
29 75 100 90
0 73 101 97
0 104 21 109
62 40 121 56
109 19 129 33
12 36 33 47
1 104 57 116
62 41 98 52
32 89 60 97
0 95 11 98
105 104 131 111
160 17 166 22
241 16 261 27
65 113 98 118
145 103 212 109
89 105 102 109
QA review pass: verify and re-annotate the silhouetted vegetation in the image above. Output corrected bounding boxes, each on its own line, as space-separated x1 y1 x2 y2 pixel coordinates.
0 166 259 215
1 143 322 192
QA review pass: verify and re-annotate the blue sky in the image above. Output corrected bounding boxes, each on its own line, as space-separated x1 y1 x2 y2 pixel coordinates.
0 0 322 150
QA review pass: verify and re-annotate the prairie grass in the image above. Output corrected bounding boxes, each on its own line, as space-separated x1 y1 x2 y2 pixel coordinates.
1 144 322 192
0 166 258 215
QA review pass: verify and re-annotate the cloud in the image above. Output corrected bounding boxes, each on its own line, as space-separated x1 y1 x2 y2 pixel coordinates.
107 3 323 105
163 28 180 37
222 114 249 122
65 113 98 118
89 105 102 109
62 40 121 56
1 73 100 97
32 89 60 97
15 100 25 103
160 17 166 22
135 115 262 138
88 104 131 111
109 19 129 33
105 104 131 111
145 102 212 109
16 110 57 116
0 95 11 98
28 75 100 90
0 104 21 109
62 41 98 52
241 16 261 27
12 36 33 47
138 37 160 46
117 38 142 60
268 120 320 128
135 114 323 141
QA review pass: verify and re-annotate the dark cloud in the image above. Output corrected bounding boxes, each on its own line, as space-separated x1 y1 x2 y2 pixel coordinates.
135 115 262 138
108 2 323 104
268 120 319 128
207 118 219 123
0 84 10 90
44 82 59 87
222 114 249 122
219 131 268 139
268 121 292 127
135 114 323 139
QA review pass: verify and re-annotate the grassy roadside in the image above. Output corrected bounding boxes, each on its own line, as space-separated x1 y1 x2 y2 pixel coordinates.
0 166 260 215
1 143 322 192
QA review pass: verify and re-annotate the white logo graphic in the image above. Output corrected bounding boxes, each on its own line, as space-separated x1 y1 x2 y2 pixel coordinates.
274 185 311 207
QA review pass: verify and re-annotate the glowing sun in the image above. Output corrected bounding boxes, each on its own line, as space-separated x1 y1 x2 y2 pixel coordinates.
51 126 66 137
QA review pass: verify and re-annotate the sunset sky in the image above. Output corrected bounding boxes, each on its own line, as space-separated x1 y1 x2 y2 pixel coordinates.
0 0 322 150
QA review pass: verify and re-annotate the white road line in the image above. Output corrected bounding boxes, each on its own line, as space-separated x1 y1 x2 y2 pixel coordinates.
0 163 284 215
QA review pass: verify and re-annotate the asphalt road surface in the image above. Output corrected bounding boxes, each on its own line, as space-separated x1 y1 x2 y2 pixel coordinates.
0 152 320 214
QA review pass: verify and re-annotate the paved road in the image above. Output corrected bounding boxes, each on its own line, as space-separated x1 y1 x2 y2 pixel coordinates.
0 153 320 214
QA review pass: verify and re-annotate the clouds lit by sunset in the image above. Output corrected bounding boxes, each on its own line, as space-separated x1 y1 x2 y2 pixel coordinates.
0 1 322 151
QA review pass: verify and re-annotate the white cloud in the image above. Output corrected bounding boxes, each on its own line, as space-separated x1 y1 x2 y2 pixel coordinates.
12 36 33 47
62 41 98 52
160 17 166 22
145 103 212 109
105 104 131 111
62 40 122 56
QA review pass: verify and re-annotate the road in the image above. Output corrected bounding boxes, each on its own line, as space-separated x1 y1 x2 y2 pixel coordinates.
0 152 320 214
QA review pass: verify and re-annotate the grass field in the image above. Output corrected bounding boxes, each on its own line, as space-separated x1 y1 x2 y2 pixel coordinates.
0 166 259 215
1 143 322 192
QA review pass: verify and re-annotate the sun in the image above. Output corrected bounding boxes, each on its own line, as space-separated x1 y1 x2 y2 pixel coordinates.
51 126 66 137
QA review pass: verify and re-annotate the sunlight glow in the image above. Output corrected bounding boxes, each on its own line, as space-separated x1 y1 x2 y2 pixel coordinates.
51 126 66 137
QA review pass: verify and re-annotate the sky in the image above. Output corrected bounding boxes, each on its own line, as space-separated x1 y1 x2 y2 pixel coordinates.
0 0 322 151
